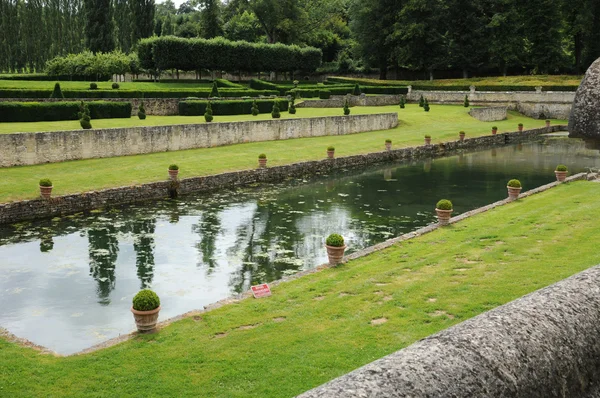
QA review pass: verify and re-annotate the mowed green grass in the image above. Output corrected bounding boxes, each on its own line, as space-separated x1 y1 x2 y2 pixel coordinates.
331 74 583 87
1 181 599 397
0 105 565 203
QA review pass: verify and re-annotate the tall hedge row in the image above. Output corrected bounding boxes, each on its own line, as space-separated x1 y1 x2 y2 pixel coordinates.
179 99 289 116
0 101 132 122
138 36 322 74
0 88 278 99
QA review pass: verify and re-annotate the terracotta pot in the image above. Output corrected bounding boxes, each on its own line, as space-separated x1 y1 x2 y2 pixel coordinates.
325 244 346 265
507 186 522 200
258 158 267 168
327 150 335 159
555 170 568 182
518 125 523 132
546 120 551 128
385 142 392 151
39 185 53 199
131 306 161 333
492 128 497 135
168 169 179 180
435 208 453 225
425 137 431 145
459 133 465 142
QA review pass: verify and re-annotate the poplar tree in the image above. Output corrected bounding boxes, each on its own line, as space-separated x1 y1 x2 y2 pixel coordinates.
84 0 115 53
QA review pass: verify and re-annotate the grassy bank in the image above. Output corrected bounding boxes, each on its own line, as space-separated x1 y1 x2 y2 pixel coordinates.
329 75 582 88
1 181 599 397
0 105 564 203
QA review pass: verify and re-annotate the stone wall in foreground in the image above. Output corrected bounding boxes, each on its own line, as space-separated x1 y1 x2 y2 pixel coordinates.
299 264 600 397
0 125 565 225
0 113 398 167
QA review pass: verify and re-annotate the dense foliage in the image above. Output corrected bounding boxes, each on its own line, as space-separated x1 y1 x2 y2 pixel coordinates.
556 164 568 172
45 51 136 80
1 0 598 79
132 289 160 311
0 88 278 99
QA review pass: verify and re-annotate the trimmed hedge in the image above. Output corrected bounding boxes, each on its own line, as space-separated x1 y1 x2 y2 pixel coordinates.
0 88 278 99
179 99 289 116
249 79 280 92
0 101 132 122
138 36 322 74
362 86 409 95
0 73 111 81
132 79 213 84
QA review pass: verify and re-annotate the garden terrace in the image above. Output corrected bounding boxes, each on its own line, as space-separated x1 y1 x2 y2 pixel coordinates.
0 105 564 202
1 181 599 397
326 75 582 92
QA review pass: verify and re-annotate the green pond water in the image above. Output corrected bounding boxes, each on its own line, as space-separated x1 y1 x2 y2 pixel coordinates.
1 136 599 354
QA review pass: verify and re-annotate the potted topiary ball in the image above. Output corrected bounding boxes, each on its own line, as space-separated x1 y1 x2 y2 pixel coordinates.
425 135 431 145
131 289 161 333
545 119 551 128
258 153 267 168
518 123 524 132
435 199 453 225
327 146 335 159
459 131 466 141
555 164 568 182
39 178 53 199
385 139 392 151
492 126 498 135
168 164 179 180
507 179 522 200
325 233 346 265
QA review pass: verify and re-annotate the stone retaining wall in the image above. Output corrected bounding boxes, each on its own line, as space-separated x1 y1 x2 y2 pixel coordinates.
0 125 566 225
297 95 401 108
409 90 574 119
0 113 398 167
469 106 507 122
299 262 600 397
298 91 574 119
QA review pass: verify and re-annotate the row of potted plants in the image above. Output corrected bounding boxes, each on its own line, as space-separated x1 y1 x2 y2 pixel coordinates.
434 166 570 224
35 162 571 199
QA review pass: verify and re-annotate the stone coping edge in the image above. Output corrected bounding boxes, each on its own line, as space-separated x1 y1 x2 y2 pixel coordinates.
0 125 567 225
0 169 586 357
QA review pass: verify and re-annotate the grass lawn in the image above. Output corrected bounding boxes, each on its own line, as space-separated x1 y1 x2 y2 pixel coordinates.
1 181 599 397
330 75 582 87
0 104 566 203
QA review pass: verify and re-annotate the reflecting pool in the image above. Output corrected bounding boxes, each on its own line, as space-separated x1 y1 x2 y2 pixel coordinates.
1 136 598 354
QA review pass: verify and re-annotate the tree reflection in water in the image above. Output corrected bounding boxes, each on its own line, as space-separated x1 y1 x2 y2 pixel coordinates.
87 225 119 305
